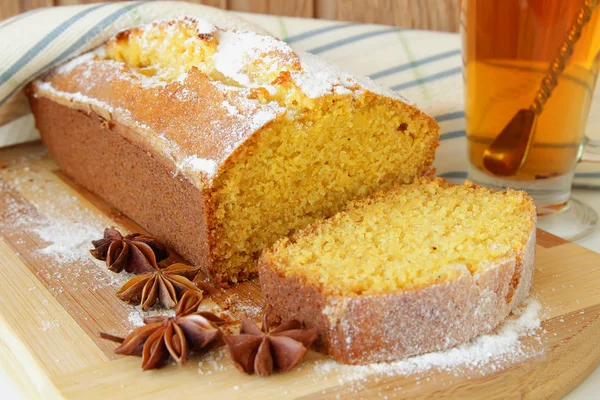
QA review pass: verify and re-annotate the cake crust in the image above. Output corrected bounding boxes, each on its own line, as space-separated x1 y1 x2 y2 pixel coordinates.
28 17 439 283
259 218 536 364
28 96 220 278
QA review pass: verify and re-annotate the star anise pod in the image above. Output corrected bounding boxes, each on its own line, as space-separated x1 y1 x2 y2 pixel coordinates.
117 261 201 311
225 314 317 377
101 291 225 370
90 227 169 274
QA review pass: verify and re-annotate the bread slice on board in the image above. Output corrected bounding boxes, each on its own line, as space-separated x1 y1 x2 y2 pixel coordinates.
259 177 536 364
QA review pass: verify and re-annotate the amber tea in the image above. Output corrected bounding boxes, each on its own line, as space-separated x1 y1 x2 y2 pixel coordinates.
462 0 600 181
461 0 600 239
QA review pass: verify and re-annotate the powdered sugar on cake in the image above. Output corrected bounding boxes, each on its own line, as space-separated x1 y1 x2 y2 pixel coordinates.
34 16 414 189
190 298 543 387
213 29 290 93
177 155 218 176
312 298 542 383
55 52 98 75
209 25 411 102
34 53 285 186
35 81 118 116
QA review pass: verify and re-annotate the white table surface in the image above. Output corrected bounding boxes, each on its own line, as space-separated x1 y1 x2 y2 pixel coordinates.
0 10 599 399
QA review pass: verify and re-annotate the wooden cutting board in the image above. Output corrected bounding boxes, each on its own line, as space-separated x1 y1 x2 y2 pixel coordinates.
1 140 600 400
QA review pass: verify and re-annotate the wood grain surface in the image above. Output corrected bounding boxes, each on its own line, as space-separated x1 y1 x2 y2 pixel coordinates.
0 0 460 31
0 140 599 399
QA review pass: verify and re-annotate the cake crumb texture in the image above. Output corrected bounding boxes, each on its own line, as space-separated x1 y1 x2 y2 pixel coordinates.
263 177 535 296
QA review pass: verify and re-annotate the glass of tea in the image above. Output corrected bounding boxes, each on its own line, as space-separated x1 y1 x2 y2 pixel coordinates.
461 0 600 240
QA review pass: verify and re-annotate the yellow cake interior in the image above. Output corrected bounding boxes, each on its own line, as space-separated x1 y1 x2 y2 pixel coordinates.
104 19 439 281
105 18 219 81
211 95 435 280
263 178 535 296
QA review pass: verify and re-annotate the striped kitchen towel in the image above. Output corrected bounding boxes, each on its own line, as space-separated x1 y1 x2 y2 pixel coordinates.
0 3 598 187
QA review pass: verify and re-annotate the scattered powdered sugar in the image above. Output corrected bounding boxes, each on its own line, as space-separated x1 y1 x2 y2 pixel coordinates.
175 87 193 101
292 51 353 98
213 29 289 91
55 52 97 75
3 180 105 266
32 219 102 264
221 99 239 116
352 70 413 104
147 15 215 37
250 109 278 131
128 305 176 328
178 15 215 35
189 299 543 387
176 155 218 177
0 159 127 294
40 318 60 332
210 24 408 103
312 298 542 383
292 51 411 103
35 81 118 115
232 302 262 319
198 347 229 375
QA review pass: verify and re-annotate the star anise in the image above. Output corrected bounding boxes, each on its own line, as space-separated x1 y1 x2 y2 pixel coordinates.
117 261 201 311
225 314 317 377
90 227 169 274
100 291 225 370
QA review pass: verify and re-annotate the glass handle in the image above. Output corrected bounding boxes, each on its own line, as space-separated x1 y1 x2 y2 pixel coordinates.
581 136 600 163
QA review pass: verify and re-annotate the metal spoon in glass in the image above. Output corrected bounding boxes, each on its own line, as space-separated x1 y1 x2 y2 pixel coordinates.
483 0 598 177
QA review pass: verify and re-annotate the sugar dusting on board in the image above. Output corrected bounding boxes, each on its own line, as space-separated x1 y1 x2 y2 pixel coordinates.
128 305 176 328
312 298 543 384
0 151 184 338
0 153 129 295
198 347 230 376
32 214 101 264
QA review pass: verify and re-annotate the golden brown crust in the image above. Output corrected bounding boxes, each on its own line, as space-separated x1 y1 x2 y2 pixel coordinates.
31 65 439 193
31 63 285 190
28 96 220 281
259 227 536 364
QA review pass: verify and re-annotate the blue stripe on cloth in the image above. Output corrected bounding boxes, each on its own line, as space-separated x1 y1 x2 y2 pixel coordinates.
307 27 401 54
440 130 465 140
575 172 600 178
369 49 461 80
38 3 143 73
0 8 45 30
435 110 465 122
285 22 355 44
391 66 462 91
0 2 143 107
0 3 110 86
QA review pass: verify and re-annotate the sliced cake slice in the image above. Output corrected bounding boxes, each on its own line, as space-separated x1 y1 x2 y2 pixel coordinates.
259 177 536 364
